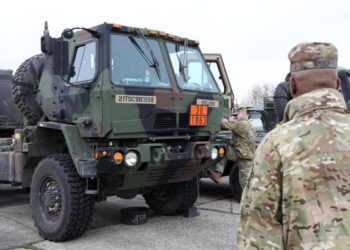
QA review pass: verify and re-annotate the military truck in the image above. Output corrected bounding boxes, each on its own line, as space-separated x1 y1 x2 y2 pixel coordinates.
0 22 226 241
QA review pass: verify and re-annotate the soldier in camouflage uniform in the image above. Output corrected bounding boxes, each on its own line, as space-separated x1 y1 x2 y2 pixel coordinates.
237 42 350 249
210 107 255 189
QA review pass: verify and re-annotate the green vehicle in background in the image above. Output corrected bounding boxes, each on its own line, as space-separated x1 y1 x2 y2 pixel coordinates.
0 22 226 241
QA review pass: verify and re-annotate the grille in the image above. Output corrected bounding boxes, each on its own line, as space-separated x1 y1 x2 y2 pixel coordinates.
147 165 194 183
154 113 176 129
179 113 189 128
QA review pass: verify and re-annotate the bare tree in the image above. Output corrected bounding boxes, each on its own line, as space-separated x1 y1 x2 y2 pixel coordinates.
248 83 275 107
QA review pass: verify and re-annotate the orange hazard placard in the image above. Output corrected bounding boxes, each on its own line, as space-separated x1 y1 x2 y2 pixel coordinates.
190 105 208 116
190 105 208 126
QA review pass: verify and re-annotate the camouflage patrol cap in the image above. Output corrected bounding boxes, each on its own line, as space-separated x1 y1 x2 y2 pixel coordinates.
237 106 246 111
288 42 338 72
232 106 246 116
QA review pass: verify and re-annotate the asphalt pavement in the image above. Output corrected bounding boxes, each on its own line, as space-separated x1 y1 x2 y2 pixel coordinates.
0 177 240 250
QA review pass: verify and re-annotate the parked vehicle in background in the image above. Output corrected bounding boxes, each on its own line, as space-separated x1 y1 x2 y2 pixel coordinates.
247 98 275 145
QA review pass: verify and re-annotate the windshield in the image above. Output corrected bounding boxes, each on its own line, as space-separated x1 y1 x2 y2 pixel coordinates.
110 34 170 88
249 118 263 131
249 112 264 131
166 42 219 93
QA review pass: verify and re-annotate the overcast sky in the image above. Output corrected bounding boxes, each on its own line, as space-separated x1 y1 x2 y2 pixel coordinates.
0 0 349 101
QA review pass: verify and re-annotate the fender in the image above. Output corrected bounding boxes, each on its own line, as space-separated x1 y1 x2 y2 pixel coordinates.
37 122 96 177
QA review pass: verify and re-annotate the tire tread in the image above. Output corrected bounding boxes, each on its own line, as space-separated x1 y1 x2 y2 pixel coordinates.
12 54 45 125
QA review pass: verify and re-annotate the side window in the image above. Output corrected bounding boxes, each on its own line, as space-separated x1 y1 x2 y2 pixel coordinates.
70 42 96 83
207 61 225 93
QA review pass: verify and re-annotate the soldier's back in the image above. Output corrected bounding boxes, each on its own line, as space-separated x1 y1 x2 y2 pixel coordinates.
271 90 350 248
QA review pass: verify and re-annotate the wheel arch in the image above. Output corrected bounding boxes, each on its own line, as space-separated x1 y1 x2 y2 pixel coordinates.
22 122 94 187
21 126 68 187
36 121 93 165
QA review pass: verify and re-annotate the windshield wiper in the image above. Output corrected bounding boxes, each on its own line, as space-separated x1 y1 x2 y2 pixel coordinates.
131 28 161 81
129 37 153 65
175 38 188 82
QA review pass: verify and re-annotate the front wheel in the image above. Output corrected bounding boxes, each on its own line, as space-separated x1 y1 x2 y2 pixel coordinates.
229 163 243 202
30 154 95 241
144 177 198 215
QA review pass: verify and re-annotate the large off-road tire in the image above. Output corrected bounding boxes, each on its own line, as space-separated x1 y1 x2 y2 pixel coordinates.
12 54 45 125
229 163 242 202
30 154 95 241
273 81 292 122
144 177 198 215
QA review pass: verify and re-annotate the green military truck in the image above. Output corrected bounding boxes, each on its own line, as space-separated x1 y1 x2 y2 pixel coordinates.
0 22 226 241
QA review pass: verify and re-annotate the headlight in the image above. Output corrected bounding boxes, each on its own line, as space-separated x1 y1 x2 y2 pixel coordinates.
211 147 218 160
125 151 138 167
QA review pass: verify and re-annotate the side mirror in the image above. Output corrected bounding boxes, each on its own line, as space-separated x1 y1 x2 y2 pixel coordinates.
62 29 74 39
52 38 69 75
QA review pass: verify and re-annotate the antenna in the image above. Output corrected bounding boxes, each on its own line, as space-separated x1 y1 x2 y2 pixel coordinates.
43 21 50 36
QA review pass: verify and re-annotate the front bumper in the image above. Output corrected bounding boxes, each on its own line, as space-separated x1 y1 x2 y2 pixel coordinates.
76 141 225 189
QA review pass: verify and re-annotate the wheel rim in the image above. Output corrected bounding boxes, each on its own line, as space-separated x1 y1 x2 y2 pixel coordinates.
39 177 62 222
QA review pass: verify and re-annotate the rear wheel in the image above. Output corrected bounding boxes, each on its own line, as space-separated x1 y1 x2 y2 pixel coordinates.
144 177 198 215
229 163 242 202
30 154 95 241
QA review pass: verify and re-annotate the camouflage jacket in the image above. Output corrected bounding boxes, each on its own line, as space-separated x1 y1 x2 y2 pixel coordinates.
221 118 255 160
237 88 350 250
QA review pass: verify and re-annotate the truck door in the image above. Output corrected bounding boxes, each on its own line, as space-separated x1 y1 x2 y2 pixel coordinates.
62 37 103 137
204 54 233 114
